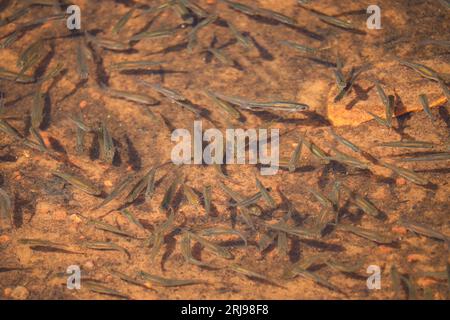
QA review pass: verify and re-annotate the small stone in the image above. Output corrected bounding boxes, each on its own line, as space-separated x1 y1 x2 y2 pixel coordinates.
396 177 407 186
84 261 94 270
3 287 12 297
11 286 29 300
0 235 10 245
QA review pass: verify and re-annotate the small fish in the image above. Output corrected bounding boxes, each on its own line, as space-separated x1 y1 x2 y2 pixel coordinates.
92 174 134 210
419 94 435 123
38 62 64 83
159 173 182 212
102 86 159 105
335 224 395 244
203 185 212 215
31 87 45 129
400 275 417 300
419 39 450 48
203 89 241 121
108 269 153 290
380 162 429 186
340 185 380 218
112 8 135 35
82 241 130 259
69 112 92 132
218 182 255 229
98 121 115 164
290 266 341 292
265 222 319 240
219 0 258 16
0 6 30 27
85 33 130 51
130 28 177 41
277 231 288 257
255 177 276 208
76 40 89 80
280 40 321 54
85 217 137 238
227 21 252 48
396 58 441 82
17 39 44 69
173 0 194 24
18 238 81 253
144 166 158 201
52 171 102 196
398 217 448 242
325 259 362 274
179 0 209 18
391 264 401 299
288 138 303 172
188 231 234 259
109 60 165 71
148 210 176 261
397 152 450 162
207 48 235 67
0 119 22 139
374 81 394 128
334 65 369 102
329 129 361 153
0 67 34 83
256 7 298 26
375 140 434 149
139 271 204 287
83 280 130 299
228 264 281 287
120 209 145 231
139 81 187 101
124 169 155 204
199 227 247 246
0 188 13 229
183 184 201 206
180 231 216 268
312 11 358 31
303 138 330 164
0 30 22 49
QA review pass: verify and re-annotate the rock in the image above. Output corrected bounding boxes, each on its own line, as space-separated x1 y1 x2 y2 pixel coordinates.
11 286 29 300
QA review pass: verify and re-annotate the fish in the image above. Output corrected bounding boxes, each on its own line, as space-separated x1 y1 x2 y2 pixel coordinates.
173 0 194 24
0 67 35 83
203 89 241 121
98 121 115 164
109 60 165 71
391 265 401 299
305 186 333 209
207 48 235 67
183 184 201 206
160 172 182 212
419 94 435 123
0 119 22 139
203 185 212 215
139 271 204 287
85 217 137 238
145 166 158 201
101 85 159 105
38 62 64 83
228 264 281 287
92 174 134 210
290 266 341 292
187 231 234 259
265 222 319 240
147 209 176 260
375 140 434 149
180 231 217 268
395 58 441 82
112 8 135 34
398 217 448 242
335 224 395 244
325 259 362 274
303 138 330 164
17 39 44 69
199 227 247 246
255 177 276 208
0 6 30 27
85 33 130 51
380 161 429 186
69 112 92 132
124 170 155 204
76 40 89 80
52 171 102 196
83 280 130 299
139 81 187 101
108 269 153 290
330 130 363 152
255 7 298 26
227 21 252 48
31 87 45 129
17 238 82 253
396 152 450 162
334 64 370 102
0 188 13 229
219 0 259 16
327 147 369 170
312 11 359 31
419 39 450 48
280 40 321 54
340 185 381 218
82 241 130 259
120 209 145 231
179 0 209 18
188 14 218 50
218 182 255 229
210 91 309 112
288 138 303 172
374 81 394 128
130 28 178 41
